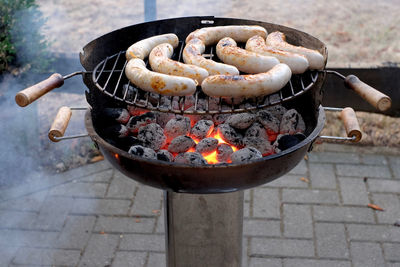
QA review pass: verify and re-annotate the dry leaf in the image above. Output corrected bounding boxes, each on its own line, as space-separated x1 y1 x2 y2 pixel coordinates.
300 177 310 183
368 203 384 211
91 155 104 163
304 155 309 161
100 231 106 235
135 219 141 223
152 209 161 214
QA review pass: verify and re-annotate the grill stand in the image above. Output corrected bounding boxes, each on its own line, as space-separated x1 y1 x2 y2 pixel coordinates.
164 190 244 267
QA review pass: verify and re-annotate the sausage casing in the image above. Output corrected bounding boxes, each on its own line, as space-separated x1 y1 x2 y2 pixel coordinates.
126 33 179 60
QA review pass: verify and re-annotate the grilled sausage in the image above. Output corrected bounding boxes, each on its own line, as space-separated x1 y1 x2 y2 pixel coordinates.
186 25 267 45
149 43 209 83
265 32 324 70
245 35 309 74
201 63 292 97
126 33 179 60
125 58 196 96
183 38 239 75
216 37 279 73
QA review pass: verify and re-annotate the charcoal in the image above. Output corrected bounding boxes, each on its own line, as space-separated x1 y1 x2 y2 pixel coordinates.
243 136 274 155
264 104 288 121
239 102 258 111
280 109 306 134
212 113 230 126
273 133 306 153
122 84 138 100
185 106 213 127
164 115 191 142
111 136 143 150
222 97 245 105
126 112 156 133
137 123 166 150
208 97 220 111
155 111 175 128
196 137 219 155
101 108 130 124
245 122 268 139
184 152 208 166
127 105 150 116
231 147 262 163
102 124 129 138
218 124 243 147
216 143 234 163
191 120 214 140
128 145 157 159
168 135 196 153
226 113 256 130
156 150 174 162
257 110 280 133
174 153 187 163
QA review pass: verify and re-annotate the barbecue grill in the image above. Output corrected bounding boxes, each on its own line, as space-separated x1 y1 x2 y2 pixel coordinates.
15 16 391 267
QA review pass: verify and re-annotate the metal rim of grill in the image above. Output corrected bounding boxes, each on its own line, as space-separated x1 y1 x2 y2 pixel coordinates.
92 40 319 115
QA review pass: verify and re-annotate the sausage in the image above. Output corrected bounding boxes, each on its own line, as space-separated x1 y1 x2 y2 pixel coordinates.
265 32 325 70
183 38 239 75
149 43 209 83
125 58 196 96
186 25 267 45
245 35 309 74
216 37 279 73
201 63 292 97
126 33 179 60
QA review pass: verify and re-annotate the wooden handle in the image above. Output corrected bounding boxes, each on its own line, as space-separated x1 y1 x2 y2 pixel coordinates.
15 73 64 107
48 106 72 142
340 107 362 142
345 75 391 112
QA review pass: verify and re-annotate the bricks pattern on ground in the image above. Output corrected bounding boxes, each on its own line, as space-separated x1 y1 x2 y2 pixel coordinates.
0 148 399 267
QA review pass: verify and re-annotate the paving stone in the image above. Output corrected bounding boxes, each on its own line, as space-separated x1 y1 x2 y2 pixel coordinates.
389 156 400 179
12 247 81 266
79 234 119 267
309 163 337 189
242 237 248 267
336 164 391 178
347 224 400 242
250 238 314 257
264 174 308 188
315 223 349 259
106 176 136 199
371 193 400 224
368 179 400 193
385 262 400 267
155 208 164 233
112 251 147 267
0 230 58 247
243 219 281 237
72 198 131 215
49 182 108 198
0 246 19 267
361 154 388 165
33 196 73 230
350 242 385 267
79 169 113 183
249 257 282 267
313 206 375 223
283 204 312 238
244 189 251 201
131 186 163 216
56 215 96 249
95 216 155 233
283 258 351 267
119 234 165 252
0 191 47 212
288 159 308 175
282 189 339 204
0 210 37 229
147 253 166 267
308 151 360 164
338 177 369 205
244 201 250 217
253 188 280 219
383 242 400 261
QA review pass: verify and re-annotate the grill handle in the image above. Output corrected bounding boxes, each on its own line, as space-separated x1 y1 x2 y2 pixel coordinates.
48 107 88 142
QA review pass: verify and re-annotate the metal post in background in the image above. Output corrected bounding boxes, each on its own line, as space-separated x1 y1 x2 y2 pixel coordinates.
144 0 157 22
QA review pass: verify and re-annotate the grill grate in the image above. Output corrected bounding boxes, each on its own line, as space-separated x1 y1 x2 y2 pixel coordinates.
92 41 318 115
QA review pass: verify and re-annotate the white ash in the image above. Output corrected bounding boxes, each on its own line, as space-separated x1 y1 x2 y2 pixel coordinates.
218 124 243 147
208 97 220 111
103 124 129 138
184 152 208 165
245 122 268 139
191 120 214 140
102 108 130 124
231 147 263 163
257 110 280 133
196 137 219 155
155 111 175 128
226 113 256 130
217 143 234 163
156 150 174 162
280 109 306 134
164 115 191 142
212 113 230 125
174 153 187 163
122 84 138 100
137 123 166 150
243 136 274 155
168 135 196 153
264 104 288 121
128 145 157 159
126 112 156 133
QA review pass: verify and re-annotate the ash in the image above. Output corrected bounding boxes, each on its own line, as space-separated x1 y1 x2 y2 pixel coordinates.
245 122 268 139
217 143 233 163
102 108 130 124
191 120 214 140
226 113 256 130
128 145 157 159
264 104 288 120
184 152 208 165
156 150 174 162
218 124 243 147
164 115 191 142
126 112 156 133
231 147 263 163
168 135 196 153
196 137 219 155
137 123 166 150
243 136 274 155
257 110 280 133
280 109 306 134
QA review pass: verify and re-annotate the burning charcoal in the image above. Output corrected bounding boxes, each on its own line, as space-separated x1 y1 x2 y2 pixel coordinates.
231 147 262 163
122 84 138 100
164 115 191 142
245 122 268 139
208 97 220 111
185 106 213 127
239 102 257 111
257 110 280 133
101 108 130 124
128 145 157 159
264 104 288 121
174 153 187 163
155 111 175 128
126 112 156 133
273 133 306 153
222 97 245 105
280 109 306 134
137 123 166 151
156 150 174 162
102 124 129 138
212 113 230 126
196 137 219 155
226 113 256 130
218 124 243 147
127 105 150 116
216 143 233 163
191 120 214 140
243 137 274 156
168 135 196 153
184 152 208 166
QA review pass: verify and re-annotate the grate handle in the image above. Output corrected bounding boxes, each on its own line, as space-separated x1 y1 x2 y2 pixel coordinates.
48 107 88 142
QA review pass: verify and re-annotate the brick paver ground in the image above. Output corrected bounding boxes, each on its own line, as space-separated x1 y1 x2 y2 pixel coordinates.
1 144 400 267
